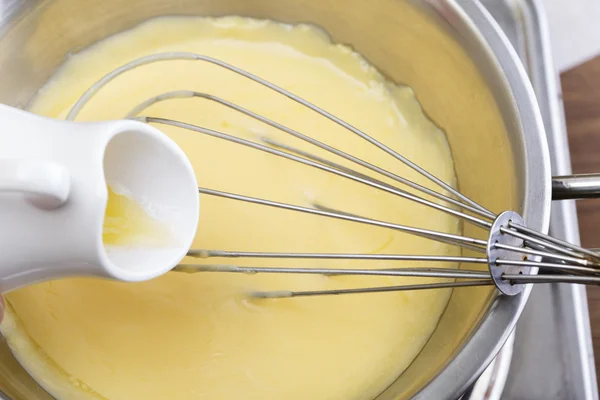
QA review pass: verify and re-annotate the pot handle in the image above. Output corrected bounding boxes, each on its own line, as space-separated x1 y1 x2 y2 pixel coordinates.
552 173 600 200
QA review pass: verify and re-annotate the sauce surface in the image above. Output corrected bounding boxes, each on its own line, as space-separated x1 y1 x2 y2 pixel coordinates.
2 16 459 400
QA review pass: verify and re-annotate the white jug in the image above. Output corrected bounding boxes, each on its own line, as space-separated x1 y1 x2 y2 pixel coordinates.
0 104 199 292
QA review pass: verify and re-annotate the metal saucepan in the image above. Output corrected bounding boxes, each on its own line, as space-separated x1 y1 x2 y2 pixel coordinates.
0 0 595 399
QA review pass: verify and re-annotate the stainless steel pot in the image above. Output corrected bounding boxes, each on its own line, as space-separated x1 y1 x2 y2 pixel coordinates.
0 0 591 399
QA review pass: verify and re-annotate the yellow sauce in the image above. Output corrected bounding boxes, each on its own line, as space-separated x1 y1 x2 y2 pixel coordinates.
2 16 460 400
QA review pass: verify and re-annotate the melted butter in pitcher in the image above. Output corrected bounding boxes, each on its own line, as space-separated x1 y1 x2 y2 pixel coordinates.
3 16 460 400
103 186 173 247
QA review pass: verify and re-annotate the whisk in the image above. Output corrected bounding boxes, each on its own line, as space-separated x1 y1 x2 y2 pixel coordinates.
67 52 600 298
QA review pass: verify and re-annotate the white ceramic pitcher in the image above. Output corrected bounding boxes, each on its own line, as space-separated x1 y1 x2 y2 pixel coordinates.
0 104 199 293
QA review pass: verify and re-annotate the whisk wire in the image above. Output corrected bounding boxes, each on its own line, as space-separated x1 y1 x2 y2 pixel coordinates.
187 249 488 264
500 226 594 262
68 52 493 215
260 136 494 219
67 52 600 297
175 264 492 279
196 187 488 251
140 116 492 229
508 222 600 262
495 259 597 274
494 242 592 266
128 90 494 220
250 280 497 298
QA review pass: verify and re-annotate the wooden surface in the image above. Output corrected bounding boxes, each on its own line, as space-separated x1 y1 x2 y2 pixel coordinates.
561 55 600 381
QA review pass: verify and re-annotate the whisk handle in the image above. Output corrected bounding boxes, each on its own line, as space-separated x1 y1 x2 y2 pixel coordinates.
552 173 600 200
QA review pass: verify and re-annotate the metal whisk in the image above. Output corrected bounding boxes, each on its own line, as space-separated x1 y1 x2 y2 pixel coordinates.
67 52 600 298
